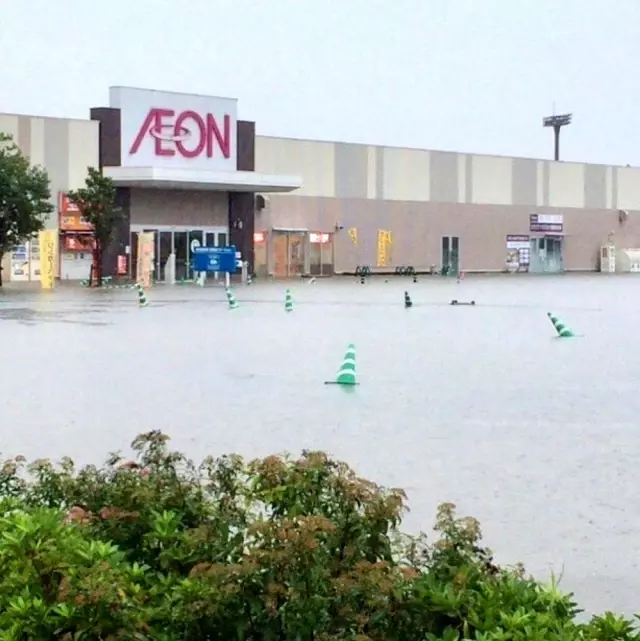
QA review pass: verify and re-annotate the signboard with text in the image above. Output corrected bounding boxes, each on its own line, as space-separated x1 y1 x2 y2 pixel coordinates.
192 246 238 273
530 214 563 233
58 192 94 232
110 86 238 172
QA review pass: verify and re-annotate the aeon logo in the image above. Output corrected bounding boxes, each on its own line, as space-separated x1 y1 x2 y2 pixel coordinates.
129 108 232 159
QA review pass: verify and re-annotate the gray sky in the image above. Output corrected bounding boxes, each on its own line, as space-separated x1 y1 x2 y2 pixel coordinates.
2 0 638 165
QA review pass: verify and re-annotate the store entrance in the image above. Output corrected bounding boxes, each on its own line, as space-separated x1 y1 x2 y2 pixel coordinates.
273 231 307 278
130 226 228 282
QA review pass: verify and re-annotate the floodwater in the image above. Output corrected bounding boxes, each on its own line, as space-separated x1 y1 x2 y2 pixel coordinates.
1 274 640 615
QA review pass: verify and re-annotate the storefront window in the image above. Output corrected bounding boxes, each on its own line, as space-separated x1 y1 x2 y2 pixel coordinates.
254 232 267 277
309 233 333 276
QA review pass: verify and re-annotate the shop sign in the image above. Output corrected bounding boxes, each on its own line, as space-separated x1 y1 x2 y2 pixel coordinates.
110 87 238 172
530 214 563 233
59 192 93 232
505 235 530 272
39 230 57 289
64 235 96 251
310 232 330 244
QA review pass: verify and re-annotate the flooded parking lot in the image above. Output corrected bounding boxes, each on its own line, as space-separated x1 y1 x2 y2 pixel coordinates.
2 273 640 614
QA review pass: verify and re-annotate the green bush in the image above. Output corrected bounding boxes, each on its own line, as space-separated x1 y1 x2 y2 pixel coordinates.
0 430 637 640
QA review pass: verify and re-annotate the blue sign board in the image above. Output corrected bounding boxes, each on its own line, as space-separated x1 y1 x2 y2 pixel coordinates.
192 246 238 273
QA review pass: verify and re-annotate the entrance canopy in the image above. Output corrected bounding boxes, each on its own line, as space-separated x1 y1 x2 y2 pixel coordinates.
103 166 302 193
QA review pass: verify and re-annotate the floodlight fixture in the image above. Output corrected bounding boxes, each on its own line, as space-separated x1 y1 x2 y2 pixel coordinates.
542 112 572 161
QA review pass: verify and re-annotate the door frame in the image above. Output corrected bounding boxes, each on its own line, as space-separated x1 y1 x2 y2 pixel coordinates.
130 225 228 281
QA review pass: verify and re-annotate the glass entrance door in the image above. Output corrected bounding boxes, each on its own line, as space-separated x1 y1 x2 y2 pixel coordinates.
157 231 172 281
441 236 460 275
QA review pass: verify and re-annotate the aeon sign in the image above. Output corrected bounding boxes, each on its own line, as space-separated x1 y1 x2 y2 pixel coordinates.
129 108 232 160
110 86 237 172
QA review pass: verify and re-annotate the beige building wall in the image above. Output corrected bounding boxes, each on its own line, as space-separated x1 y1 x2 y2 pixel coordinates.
0 113 99 283
255 135 640 272
0 113 99 229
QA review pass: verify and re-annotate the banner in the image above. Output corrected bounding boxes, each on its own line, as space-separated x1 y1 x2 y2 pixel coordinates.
39 230 57 289
136 232 155 287
347 227 358 246
376 230 392 267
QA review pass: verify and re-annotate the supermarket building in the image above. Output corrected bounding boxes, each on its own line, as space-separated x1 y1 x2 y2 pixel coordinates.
2 85 640 282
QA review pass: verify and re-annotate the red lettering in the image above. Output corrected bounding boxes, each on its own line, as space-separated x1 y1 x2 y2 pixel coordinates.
175 111 206 158
129 108 233 160
206 114 231 158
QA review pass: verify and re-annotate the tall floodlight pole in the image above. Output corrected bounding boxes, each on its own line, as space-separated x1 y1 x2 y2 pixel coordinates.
542 113 572 161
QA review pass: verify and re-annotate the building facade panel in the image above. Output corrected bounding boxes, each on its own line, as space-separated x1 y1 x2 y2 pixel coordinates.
616 166 640 210
548 161 585 208
584 163 607 210
429 151 459 203
334 142 368 198
0 114 19 139
511 157 537 206
28 118 46 167
129 189 228 227
67 120 100 192
255 136 335 197
366 146 376 199
381 147 430 202
471 155 512 205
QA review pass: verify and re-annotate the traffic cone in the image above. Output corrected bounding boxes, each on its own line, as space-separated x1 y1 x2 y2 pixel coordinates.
135 283 148 307
226 287 239 310
412 274 417 283
284 288 293 312
325 343 358 386
360 274 365 284
196 272 205 287
547 312 574 337
404 291 413 308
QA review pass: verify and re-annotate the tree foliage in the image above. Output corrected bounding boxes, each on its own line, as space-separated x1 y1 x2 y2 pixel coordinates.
67 167 121 285
0 133 53 286
67 167 119 247
0 431 636 640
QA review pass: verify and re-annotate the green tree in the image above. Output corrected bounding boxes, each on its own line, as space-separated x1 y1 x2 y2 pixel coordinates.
0 133 53 287
67 167 122 286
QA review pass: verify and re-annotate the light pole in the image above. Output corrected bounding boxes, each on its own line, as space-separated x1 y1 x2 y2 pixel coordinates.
542 113 572 161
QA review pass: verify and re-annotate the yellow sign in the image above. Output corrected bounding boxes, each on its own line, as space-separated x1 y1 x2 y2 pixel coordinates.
39 230 57 289
136 232 155 287
376 230 392 267
347 227 358 246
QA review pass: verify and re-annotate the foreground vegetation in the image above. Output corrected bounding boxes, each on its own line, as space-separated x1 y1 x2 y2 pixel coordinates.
0 431 636 640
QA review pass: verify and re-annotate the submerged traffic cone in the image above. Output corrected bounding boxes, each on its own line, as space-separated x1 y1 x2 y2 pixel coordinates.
226 287 239 310
325 343 358 386
547 312 575 337
285 288 293 312
135 283 148 307
404 291 413 308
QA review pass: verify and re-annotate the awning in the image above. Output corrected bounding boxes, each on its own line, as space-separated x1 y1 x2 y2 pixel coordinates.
103 166 302 193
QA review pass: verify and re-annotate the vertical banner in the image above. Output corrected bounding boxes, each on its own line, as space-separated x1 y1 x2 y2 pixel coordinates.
376 230 392 267
39 230 57 289
136 232 155 287
347 227 358 246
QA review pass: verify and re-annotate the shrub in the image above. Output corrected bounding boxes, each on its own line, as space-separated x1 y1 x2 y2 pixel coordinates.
0 430 637 640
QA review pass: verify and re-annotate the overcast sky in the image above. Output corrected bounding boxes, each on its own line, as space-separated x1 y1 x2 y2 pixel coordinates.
2 0 638 165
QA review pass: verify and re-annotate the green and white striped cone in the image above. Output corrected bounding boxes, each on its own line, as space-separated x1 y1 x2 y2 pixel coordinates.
285 288 293 312
136 283 149 307
547 312 574 337
226 287 239 310
325 343 358 386
404 291 413 308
